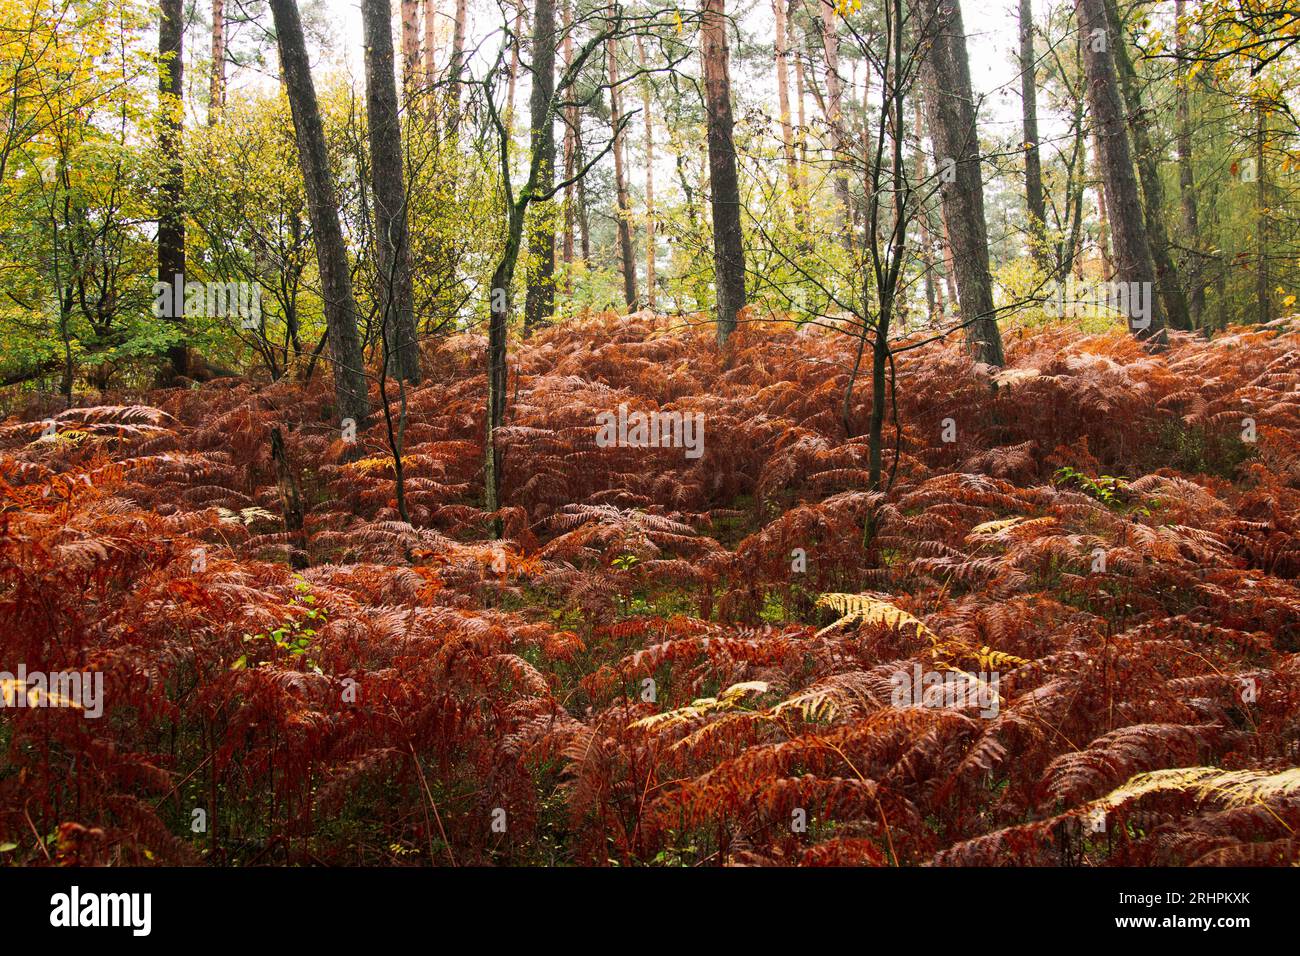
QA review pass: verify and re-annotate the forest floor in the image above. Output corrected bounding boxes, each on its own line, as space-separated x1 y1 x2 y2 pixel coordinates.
2 313 1299 865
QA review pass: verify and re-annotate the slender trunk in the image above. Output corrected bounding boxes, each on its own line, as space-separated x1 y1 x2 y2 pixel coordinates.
1174 0 1202 326
270 0 371 422
423 0 437 83
484 205 525 532
637 36 656 310
270 427 308 569
210 0 226 124
702 0 747 345
1092 134 1113 278
1076 0 1166 343
448 0 468 127
401 0 421 95
576 131 591 261
1255 102 1270 325
774 0 800 219
507 8 523 131
364 0 422 383
1018 0 1045 257
913 105 939 319
1102 0 1189 331
917 0 1005 365
607 30 638 308
561 0 576 288
523 0 557 332
159 0 187 378
794 31 809 197
818 0 853 240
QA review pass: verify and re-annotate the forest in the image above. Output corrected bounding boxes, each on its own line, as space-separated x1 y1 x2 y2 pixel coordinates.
0 0 1298 871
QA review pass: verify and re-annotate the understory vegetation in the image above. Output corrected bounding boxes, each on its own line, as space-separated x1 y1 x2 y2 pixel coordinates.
3 315 1298 866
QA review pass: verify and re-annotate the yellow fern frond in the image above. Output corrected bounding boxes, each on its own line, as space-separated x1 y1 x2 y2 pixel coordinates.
630 681 769 731
770 686 841 722
969 517 1025 536
814 593 934 641
1094 766 1300 813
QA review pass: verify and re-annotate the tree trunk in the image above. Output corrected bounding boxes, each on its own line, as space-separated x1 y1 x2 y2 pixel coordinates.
210 0 226 124
159 0 187 379
561 0 577 291
794 29 809 196
484 205 525 532
448 0 469 127
1101 0 1189 331
423 0 437 83
523 0 557 332
560 0 577 290
270 0 372 422
1255 102 1270 325
774 0 800 220
363 0 422 383
401 0 421 95
1076 0 1166 343
913 104 941 319
1018 0 1046 257
817 0 853 241
270 427 308 569
701 0 746 346
1092 133 1113 278
1174 0 1202 327
637 35 656 310
607 31 638 309
507 7 523 131
576 132 592 262
917 0 1005 366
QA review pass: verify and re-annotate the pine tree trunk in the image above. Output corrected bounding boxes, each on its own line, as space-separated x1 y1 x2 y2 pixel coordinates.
560 0 576 288
794 35 809 203
637 36 656 310
774 0 800 221
159 0 187 379
1019 0 1046 256
702 0 746 345
917 0 1005 366
1174 0 1202 327
523 0 557 332
1076 0 1166 343
363 0 422 383
576 132 592 262
448 0 468 127
210 0 225 124
1255 102 1270 325
1092 133 1113 279
401 0 421 95
507 8 523 131
817 0 853 242
913 105 940 319
423 0 437 83
607 30 638 309
1101 0 1189 331
270 0 371 422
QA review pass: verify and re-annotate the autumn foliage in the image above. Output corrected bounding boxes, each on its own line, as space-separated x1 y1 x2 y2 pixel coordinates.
2 314 1299 866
